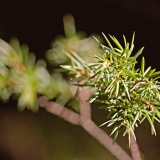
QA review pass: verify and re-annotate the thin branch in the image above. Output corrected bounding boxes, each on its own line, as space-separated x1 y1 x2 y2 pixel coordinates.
130 134 142 160
78 88 132 160
38 96 81 125
38 88 133 160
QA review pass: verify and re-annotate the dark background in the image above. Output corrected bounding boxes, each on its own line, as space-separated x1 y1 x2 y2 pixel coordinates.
0 0 160 160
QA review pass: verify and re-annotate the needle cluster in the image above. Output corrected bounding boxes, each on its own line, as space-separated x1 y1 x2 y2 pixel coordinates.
62 32 160 144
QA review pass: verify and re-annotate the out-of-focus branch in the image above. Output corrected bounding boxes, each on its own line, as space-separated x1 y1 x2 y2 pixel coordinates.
38 88 133 160
39 97 81 125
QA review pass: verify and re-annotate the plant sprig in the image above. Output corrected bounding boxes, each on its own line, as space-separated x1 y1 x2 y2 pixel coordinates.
62 32 160 145
0 14 160 146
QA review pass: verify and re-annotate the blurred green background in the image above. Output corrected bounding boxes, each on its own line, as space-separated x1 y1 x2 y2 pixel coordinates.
0 0 160 160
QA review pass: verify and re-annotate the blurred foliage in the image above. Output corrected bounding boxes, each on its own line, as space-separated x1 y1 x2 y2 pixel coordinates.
0 14 103 112
45 14 103 66
0 37 56 112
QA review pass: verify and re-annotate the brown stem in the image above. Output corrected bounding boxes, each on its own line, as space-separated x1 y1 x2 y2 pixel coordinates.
130 134 142 160
38 88 133 160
